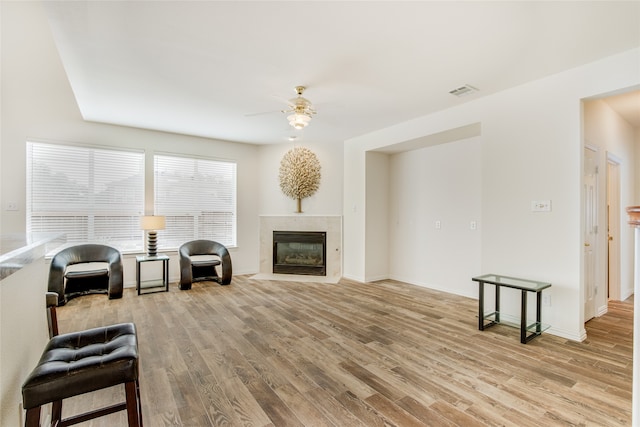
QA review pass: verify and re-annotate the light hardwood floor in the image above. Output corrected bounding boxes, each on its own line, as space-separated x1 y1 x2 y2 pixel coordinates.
54 275 632 426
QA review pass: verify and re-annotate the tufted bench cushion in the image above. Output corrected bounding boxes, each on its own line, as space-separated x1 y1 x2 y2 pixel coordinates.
22 323 138 410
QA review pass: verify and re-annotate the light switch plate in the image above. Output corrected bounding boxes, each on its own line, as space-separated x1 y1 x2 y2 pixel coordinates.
531 200 551 212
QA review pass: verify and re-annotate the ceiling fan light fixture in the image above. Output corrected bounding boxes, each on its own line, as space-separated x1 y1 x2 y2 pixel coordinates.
288 112 311 129
283 86 316 129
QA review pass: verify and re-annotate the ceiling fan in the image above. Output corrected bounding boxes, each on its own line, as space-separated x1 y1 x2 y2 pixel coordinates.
281 86 317 130
246 86 317 130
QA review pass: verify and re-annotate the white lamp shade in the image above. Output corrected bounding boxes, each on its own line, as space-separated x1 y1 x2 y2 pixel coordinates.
140 215 166 230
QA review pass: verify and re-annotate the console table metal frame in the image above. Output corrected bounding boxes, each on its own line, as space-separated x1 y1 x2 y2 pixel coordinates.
472 274 551 344
136 254 170 295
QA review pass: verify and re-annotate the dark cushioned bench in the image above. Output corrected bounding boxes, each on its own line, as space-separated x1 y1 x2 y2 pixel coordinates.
22 311 142 426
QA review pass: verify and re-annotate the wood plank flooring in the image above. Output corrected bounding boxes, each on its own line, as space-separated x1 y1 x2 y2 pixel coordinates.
54 276 632 426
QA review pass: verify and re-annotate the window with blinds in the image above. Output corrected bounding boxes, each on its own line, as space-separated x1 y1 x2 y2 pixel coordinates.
27 142 145 251
154 154 237 249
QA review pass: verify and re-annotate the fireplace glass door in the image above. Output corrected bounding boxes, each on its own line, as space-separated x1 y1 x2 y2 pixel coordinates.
273 231 326 276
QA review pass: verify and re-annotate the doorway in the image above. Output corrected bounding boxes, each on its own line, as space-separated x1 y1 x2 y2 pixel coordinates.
583 89 639 324
583 149 624 321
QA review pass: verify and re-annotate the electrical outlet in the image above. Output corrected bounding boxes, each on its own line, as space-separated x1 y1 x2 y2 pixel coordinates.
435 220 441 229
6 201 18 211
542 293 551 307
470 221 477 230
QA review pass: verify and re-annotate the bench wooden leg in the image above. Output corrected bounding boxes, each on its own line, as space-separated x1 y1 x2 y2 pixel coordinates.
52 399 62 425
136 380 143 427
125 381 142 427
24 407 40 427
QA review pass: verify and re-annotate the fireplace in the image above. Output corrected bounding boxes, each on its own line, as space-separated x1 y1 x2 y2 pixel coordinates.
273 231 326 276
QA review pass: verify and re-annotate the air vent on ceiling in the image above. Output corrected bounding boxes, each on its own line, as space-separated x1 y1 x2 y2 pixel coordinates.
449 84 478 97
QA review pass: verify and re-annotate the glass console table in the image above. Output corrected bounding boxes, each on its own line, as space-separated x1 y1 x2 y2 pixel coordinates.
472 274 551 344
136 254 169 295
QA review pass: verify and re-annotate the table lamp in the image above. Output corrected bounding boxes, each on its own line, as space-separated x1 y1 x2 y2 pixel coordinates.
140 215 165 256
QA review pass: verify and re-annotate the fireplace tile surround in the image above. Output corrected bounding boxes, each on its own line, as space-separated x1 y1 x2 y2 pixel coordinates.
256 215 342 283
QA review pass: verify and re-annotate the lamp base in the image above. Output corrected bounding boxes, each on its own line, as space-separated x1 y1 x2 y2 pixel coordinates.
147 231 158 257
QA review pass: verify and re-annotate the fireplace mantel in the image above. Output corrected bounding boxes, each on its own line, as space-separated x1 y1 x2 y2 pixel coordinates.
257 215 342 283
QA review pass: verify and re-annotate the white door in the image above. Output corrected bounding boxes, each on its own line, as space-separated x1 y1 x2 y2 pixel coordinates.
584 147 598 321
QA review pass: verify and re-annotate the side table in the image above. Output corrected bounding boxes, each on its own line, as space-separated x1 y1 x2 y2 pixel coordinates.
472 274 551 344
136 254 169 295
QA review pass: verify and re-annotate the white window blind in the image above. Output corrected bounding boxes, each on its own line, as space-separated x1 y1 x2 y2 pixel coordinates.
154 154 236 249
27 142 145 251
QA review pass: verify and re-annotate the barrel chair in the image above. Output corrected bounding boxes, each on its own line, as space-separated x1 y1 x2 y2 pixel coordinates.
179 240 232 289
48 244 123 305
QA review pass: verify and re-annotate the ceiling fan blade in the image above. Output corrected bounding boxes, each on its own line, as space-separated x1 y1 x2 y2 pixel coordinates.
272 94 296 107
244 109 281 117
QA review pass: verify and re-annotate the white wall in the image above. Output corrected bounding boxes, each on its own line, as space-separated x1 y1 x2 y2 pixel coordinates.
364 151 390 281
584 98 637 305
0 256 50 427
344 48 640 341
343 140 368 281
388 137 482 298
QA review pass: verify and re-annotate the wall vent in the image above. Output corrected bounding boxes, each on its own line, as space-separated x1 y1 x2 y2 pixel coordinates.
449 84 478 97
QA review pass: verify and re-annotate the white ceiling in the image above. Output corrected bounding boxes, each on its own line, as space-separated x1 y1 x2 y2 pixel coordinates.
43 1 640 145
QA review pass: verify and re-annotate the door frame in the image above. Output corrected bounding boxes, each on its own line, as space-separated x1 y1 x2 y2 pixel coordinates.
606 152 621 303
